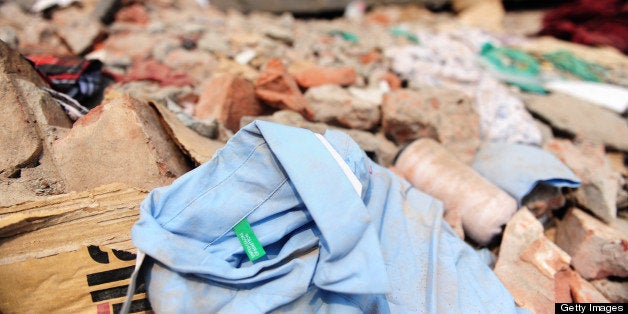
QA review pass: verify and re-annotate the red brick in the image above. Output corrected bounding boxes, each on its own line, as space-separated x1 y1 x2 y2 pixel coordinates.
254 59 307 114
382 71 402 90
554 270 573 303
195 74 269 133
366 11 392 25
115 4 150 25
359 50 383 65
293 66 357 88
123 59 194 87
568 269 610 303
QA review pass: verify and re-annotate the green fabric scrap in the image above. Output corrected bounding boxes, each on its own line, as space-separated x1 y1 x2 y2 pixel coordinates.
542 50 605 82
390 27 420 44
328 30 359 43
480 42 546 94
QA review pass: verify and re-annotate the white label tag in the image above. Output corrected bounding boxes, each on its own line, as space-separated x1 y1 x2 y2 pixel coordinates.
315 133 362 197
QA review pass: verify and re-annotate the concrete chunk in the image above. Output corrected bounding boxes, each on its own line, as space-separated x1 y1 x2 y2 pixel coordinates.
52 7 105 55
304 84 380 130
52 92 191 192
0 41 70 206
590 278 628 302
0 78 42 178
494 208 571 314
524 92 628 151
555 208 628 280
382 88 480 164
545 139 622 222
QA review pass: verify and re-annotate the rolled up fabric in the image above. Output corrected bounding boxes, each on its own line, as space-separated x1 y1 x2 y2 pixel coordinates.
395 138 517 245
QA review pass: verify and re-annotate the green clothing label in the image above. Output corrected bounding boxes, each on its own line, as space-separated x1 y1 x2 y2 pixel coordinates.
233 218 266 262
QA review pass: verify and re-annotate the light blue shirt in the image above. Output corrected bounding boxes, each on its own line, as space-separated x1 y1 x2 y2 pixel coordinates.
131 120 525 313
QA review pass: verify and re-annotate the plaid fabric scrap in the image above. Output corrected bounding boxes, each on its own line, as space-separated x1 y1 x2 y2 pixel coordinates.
27 55 104 101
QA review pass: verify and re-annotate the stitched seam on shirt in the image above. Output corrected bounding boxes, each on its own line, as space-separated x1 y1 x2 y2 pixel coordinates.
204 177 289 249
341 136 350 157
250 289 309 298
340 136 357 174
333 293 364 310
163 142 268 226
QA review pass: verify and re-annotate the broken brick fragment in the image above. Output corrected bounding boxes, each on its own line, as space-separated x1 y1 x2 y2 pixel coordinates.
254 58 307 114
123 59 194 87
293 65 357 88
555 208 628 280
195 73 269 133
494 208 571 314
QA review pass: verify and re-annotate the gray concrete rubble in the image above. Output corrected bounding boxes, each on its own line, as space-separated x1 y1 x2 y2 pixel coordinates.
524 92 628 152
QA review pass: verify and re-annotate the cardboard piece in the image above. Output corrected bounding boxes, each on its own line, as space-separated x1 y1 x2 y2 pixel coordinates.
0 245 151 313
0 183 151 313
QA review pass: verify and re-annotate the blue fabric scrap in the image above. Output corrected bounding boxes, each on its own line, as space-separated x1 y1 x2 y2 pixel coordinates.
473 142 581 205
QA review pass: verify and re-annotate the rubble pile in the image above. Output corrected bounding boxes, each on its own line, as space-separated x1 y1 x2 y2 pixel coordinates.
0 0 626 312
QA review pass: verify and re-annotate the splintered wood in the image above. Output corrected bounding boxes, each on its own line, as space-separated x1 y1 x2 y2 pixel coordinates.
0 183 147 265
